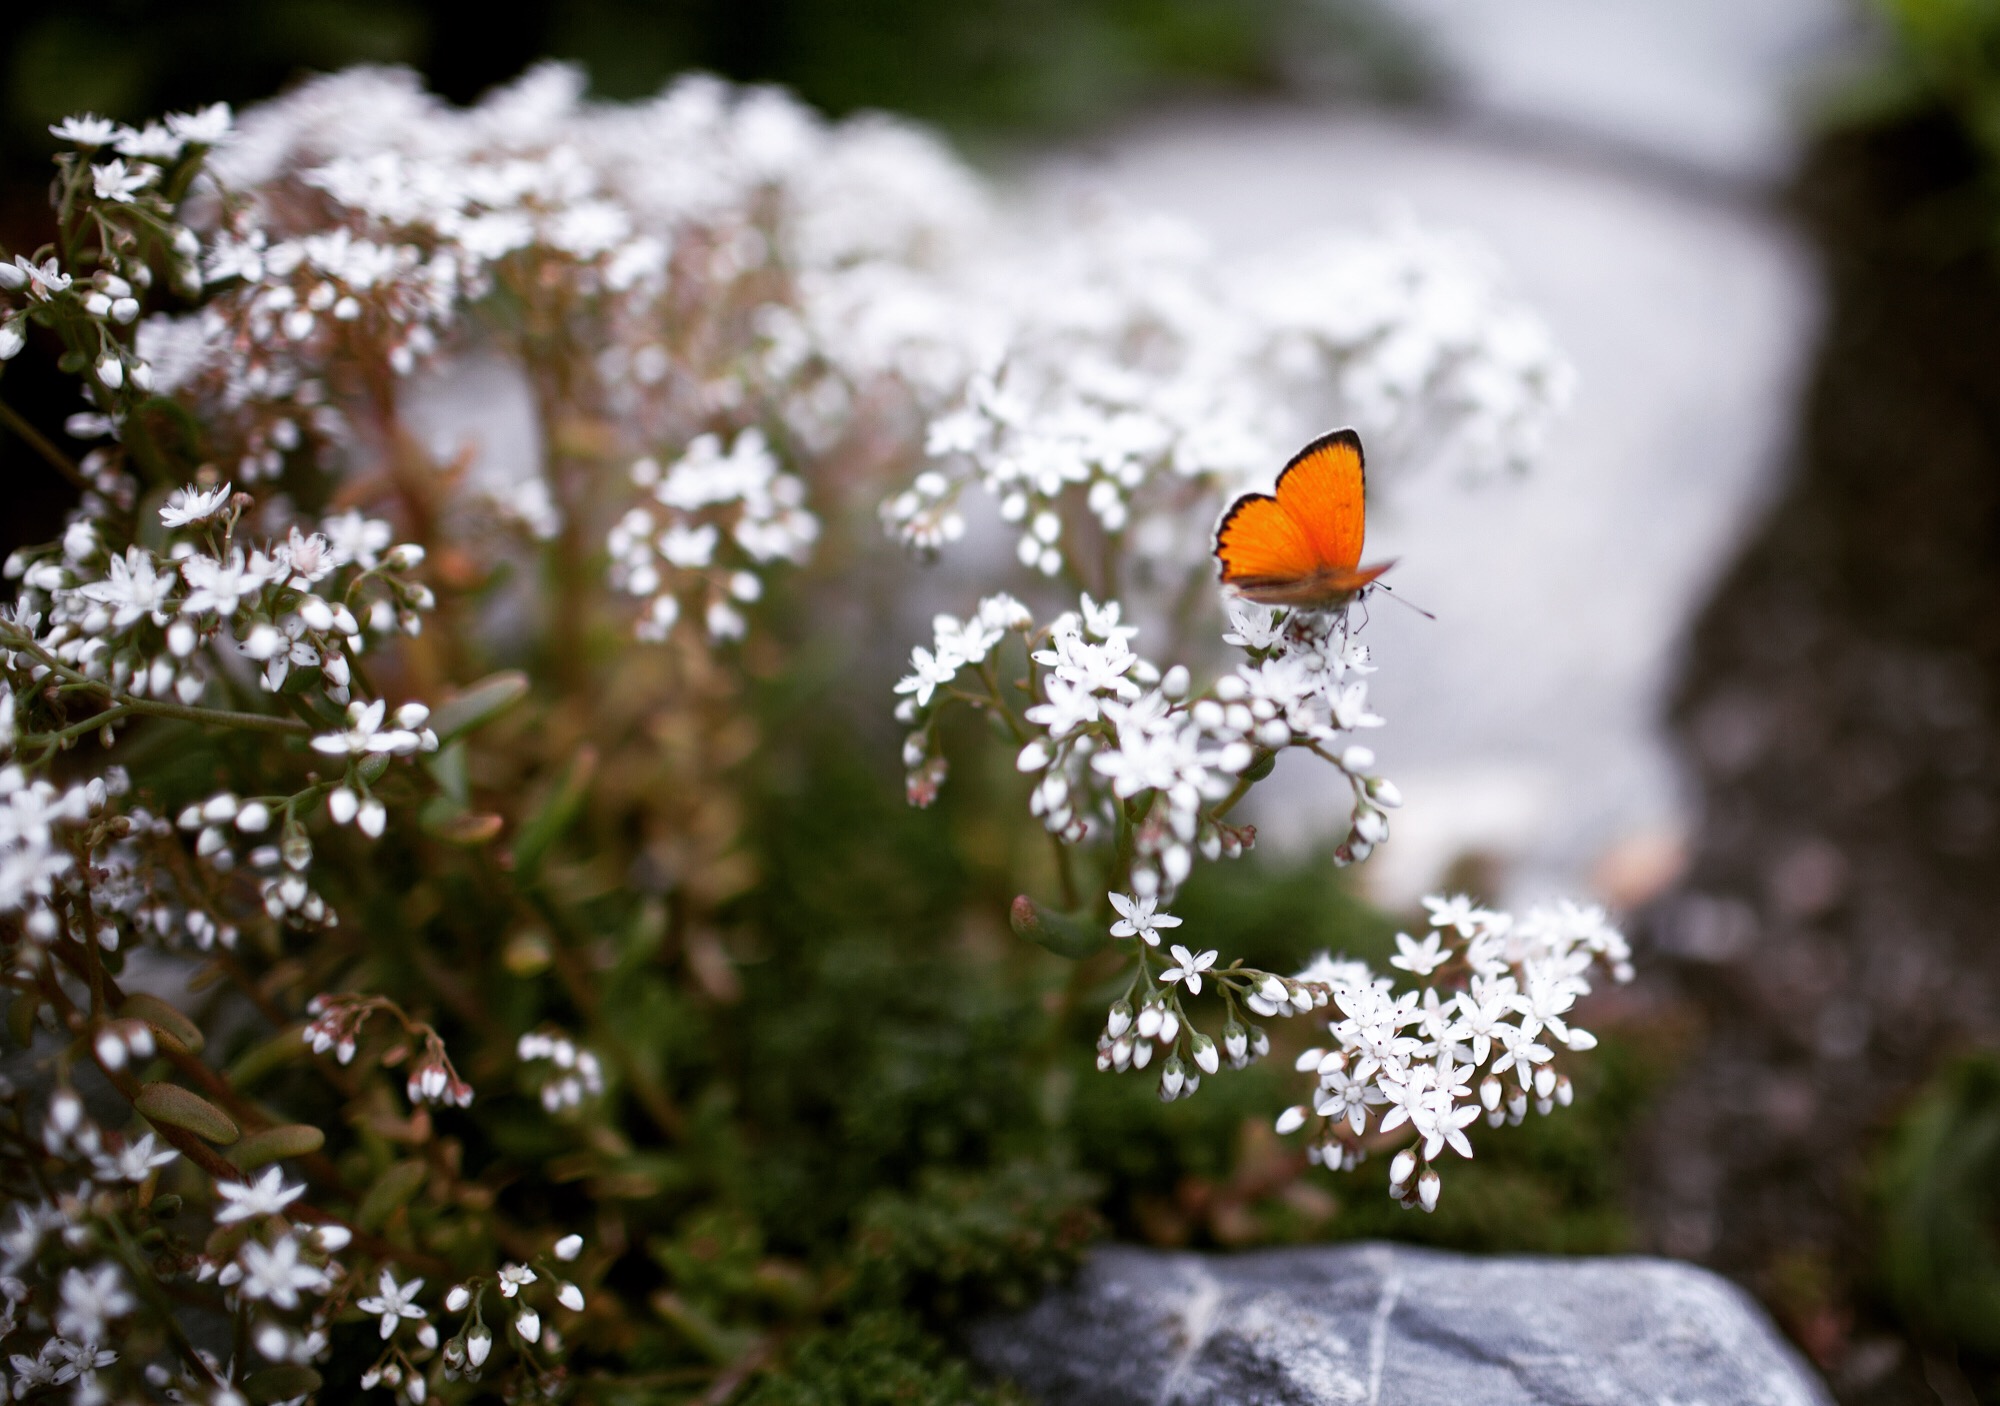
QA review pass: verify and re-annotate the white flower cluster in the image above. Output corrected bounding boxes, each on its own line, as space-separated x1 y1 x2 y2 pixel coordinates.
3 1093 356 1405
0 766 104 933
898 594 1397 898
607 429 819 643
121 64 982 648
1276 894 1632 1207
876 201 1572 576
1080 890 1630 1209
4 489 428 724
0 107 232 408
516 1030 607 1112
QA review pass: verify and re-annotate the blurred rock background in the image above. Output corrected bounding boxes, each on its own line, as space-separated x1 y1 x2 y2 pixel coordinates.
4 2 1999 1401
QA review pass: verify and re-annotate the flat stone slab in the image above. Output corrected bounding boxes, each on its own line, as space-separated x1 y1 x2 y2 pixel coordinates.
966 1243 1830 1406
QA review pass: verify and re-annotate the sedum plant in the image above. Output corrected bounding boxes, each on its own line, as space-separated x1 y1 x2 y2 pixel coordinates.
0 63 1620 1405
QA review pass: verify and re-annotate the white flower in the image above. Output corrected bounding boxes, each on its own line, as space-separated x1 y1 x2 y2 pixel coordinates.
321 511 394 570
91 159 154 203
1108 892 1181 946
165 103 233 145
1022 675 1100 739
50 115 119 147
892 646 957 710
113 123 182 160
159 483 234 528
55 1263 134 1342
179 549 269 617
1422 893 1494 939
1159 945 1218 995
496 1263 536 1298
214 1167 305 1224
357 1269 428 1339
89 1132 177 1183
236 1235 329 1309
1388 930 1447 977
76 549 176 628
311 698 432 758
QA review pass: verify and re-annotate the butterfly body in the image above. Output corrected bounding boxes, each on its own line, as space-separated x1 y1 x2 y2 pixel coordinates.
1214 428 1392 610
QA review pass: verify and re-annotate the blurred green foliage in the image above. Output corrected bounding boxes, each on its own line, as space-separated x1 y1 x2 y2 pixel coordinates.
1874 1052 2000 1357
1839 0 2000 242
643 693 1659 1390
1854 0 2000 151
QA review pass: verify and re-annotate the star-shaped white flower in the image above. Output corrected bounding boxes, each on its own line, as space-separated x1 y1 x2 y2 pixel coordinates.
236 1234 329 1310
357 1268 427 1339
1159 944 1218 995
159 483 235 529
1388 930 1447 978
213 1167 305 1224
1108 892 1181 946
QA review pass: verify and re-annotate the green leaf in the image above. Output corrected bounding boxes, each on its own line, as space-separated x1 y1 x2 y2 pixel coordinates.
424 739 469 805
356 1157 427 1230
230 1124 326 1171
135 1082 239 1144
119 991 204 1054
512 745 598 880
226 1026 308 1089
1008 896 1107 960
432 670 529 743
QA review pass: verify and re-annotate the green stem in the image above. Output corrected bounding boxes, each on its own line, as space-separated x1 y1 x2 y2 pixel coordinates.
7 635 312 737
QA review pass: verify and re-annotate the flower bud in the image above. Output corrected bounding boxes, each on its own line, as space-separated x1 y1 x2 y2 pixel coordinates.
555 1233 583 1261
1106 1000 1132 1039
466 1324 492 1367
1417 1167 1441 1213
446 1285 470 1313
1274 1104 1308 1135
515 1307 541 1343
1480 1074 1503 1111
1390 1147 1417 1189
556 1281 584 1311
1191 1033 1219 1075
328 787 358 825
1135 1002 1162 1040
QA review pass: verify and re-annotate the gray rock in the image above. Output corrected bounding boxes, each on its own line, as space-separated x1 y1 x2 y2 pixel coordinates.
966 1243 1830 1406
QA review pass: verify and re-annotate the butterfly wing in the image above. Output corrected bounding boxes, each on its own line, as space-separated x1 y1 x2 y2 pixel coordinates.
1215 428 1389 606
1214 492 1324 588
1272 429 1367 573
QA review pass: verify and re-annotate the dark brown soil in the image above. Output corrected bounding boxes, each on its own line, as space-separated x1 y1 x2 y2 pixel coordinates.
1635 112 2000 1404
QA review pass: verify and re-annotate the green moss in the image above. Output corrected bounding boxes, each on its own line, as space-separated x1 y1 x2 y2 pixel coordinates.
742 1311 1027 1406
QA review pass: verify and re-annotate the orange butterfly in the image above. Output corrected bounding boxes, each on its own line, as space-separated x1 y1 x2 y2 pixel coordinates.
1214 429 1393 609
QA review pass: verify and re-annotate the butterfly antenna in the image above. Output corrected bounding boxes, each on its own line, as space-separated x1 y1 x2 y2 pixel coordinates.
1376 583 1437 621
